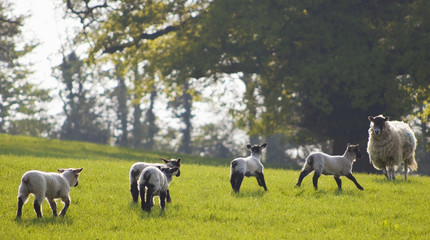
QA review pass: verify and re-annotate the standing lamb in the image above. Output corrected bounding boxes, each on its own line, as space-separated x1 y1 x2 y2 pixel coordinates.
129 158 181 203
138 166 179 212
16 168 83 218
230 143 268 193
367 115 417 180
295 144 364 191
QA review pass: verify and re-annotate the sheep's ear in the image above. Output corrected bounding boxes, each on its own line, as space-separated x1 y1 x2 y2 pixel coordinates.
160 158 168 163
261 143 267 149
74 168 83 174
156 166 162 170
176 158 181 163
368 116 374 122
384 116 390 121
246 144 252 149
57 169 65 173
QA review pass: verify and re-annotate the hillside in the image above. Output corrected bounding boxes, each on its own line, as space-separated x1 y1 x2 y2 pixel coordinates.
0 134 429 239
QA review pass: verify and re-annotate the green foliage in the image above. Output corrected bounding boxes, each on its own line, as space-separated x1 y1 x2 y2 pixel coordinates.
1 134 430 239
0 1 51 134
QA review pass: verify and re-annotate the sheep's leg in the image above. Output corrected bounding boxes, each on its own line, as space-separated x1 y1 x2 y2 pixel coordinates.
404 163 408 181
59 196 70 216
312 172 321 190
256 176 262 186
139 185 146 211
160 191 166 210
389 166 396 180
296 169 312 187
145 187 154 212
230 172 239 192
130 181 139 203
231 173 244 193
346 173 364 190
166 189 172 203
382 167 389 180
33 199 43 218
48 198 57 217
334 176 342 190
16 195 28 218
257 172 268 191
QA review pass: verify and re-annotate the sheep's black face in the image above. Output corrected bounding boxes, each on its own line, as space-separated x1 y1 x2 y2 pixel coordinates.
162 158 181 177
369 115 389 136
347 144 362 159
247 143 268 154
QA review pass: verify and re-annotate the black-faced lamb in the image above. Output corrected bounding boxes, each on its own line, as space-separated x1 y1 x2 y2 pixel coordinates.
138 166 179 212
367 115 418 180
129 158 181 203
230 143 268 193
16 168 83 218
295 144 364 191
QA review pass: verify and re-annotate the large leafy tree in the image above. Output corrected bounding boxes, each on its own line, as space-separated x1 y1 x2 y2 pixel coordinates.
0 1 51 134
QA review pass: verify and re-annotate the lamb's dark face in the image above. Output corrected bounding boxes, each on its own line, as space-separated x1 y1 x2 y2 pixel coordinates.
159 167 180 181
369 115 389 136
347 144 362 159
161 158 181 177
247 143 268 155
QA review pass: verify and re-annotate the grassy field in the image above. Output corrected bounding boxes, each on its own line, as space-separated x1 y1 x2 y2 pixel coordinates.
0 134 429 239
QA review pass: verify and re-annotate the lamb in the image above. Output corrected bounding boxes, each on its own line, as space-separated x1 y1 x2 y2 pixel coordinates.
367 115 418 180
295 144 364 191
129 158 181 203
16 168 83 218
230 143 268 193
138 166 179 212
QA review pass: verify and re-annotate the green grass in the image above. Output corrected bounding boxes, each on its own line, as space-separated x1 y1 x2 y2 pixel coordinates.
0 134 429 239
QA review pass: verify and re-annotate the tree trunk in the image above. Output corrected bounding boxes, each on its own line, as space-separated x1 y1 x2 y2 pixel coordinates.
116 75 129 147
144 90 158 149
178 82 192 154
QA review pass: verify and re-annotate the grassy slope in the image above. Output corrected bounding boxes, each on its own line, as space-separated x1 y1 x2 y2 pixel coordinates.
0 134 429 239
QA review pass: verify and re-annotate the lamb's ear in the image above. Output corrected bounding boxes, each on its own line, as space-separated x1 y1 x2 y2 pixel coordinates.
261 143 267 149
74 168 83 174
160 158 169 163
176 158 181 163
347 143 351 148
384 116 390 121
246 144 252 149
57 169 65 173
156 166 162 170
368 116 374 122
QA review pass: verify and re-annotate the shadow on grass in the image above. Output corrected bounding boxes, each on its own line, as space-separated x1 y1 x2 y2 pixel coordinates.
15 216 73 227
231 189 266 198
373 178 419 185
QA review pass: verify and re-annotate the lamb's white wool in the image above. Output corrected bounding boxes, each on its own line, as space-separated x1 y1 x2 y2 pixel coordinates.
230 143 268 193
138 166 178 212
16 168 83 218
367 115 417 180
129 158 181 203
295 144 364 191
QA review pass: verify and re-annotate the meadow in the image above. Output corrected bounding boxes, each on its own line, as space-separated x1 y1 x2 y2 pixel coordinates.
0 134 429 239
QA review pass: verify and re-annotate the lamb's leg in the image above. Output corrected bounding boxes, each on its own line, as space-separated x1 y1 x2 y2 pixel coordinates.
166 189 172 203
139 184 146 210
59 196 70 216
160 191 167 210
48 198 57 217
33 199 43 218
383 167 389 180
256 176 262 186
404 163 408 181
346 173 364 190
312 171 321 190
230 172 239 191
130 181 139 203
145 187 154 212
232 173 244 193
389 166 396 180
257 172 268 191
16 195 28 218
296 169 312 187
334 176 342 190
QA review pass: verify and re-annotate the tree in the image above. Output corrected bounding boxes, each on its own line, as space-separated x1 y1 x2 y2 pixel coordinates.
56 51 110 144
0 1 51 134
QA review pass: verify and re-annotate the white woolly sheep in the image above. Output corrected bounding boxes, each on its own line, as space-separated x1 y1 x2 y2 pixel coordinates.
129 158 181 203
16 168 83 218
295 144 364 191
138 166 179 212
367 115 417 180
230 143 268 193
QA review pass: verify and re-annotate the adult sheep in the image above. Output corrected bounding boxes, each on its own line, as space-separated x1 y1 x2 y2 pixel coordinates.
16 168 83 218
367 115 417 180
129 158 181 203
295 144 364 191
138 166 178 212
